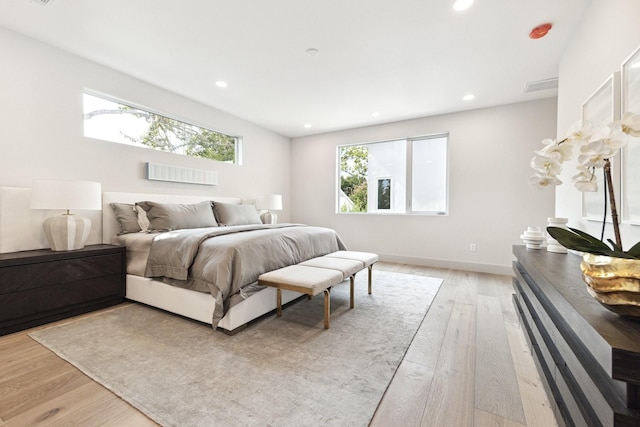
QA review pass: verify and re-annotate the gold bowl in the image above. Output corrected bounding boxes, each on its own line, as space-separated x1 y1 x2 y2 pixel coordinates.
581 254 640 318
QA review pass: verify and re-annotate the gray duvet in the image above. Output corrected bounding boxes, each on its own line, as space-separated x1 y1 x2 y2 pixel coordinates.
144 224 346 325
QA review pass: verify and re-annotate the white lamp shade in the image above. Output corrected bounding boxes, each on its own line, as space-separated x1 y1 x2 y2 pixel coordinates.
256 194 282 211
31 180 102 211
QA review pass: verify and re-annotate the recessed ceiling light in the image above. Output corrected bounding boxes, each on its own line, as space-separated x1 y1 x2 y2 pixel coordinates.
371 112 380 117
453 0 473 11
215 81 228 88
304 124 312 128
463 94 475 101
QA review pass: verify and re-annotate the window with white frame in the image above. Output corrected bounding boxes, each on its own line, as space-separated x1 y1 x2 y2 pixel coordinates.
83 92 240 164
338 134 448 214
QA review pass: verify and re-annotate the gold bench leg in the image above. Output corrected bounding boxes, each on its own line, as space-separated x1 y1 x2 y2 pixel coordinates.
276 288 282 317
324 288 330 329
368 265 373 295
350 276 355 309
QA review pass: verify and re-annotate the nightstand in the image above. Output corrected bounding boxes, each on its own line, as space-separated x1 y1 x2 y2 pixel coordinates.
0 244 126 335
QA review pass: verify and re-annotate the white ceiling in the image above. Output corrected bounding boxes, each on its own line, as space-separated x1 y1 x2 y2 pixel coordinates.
0 0 590 137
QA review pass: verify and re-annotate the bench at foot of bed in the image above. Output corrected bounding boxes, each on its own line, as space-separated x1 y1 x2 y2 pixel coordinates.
324 250 379 295
258 265 346 329
257 252 377 329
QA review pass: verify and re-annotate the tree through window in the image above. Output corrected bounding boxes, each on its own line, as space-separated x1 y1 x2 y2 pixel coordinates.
83 92 239 164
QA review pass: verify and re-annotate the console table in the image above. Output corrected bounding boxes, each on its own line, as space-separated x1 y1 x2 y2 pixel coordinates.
512 245 640 427
0 244 125 335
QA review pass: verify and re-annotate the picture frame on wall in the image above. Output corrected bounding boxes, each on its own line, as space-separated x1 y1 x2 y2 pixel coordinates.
621 45 640 224
581 72 621 221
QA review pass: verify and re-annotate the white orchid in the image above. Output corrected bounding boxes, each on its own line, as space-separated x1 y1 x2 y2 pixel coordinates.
576 126 628 172
620 112 640 137
529 119 633 193
578 144 613 169
528 136 573 187
565 120 593 144
530 153 562 176
529 112 640 253
572 165 598 192
534 138 574 163
529 173 562 189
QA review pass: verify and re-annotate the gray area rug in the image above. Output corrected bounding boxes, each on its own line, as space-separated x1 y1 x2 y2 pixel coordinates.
30 271 442 427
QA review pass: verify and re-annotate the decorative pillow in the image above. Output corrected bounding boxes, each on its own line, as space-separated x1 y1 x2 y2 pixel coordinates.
137 201 217 232
213 202 262 226
135 204 150 231
110 203 142 235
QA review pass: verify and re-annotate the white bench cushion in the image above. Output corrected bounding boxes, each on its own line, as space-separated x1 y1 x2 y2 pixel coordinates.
324 250 378 266
258 265 343 296
299 257 364 278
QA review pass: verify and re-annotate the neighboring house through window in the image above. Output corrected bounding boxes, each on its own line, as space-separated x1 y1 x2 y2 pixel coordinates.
338 134 448 214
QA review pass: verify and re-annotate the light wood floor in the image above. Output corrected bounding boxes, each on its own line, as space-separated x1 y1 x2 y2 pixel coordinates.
0 263 557 426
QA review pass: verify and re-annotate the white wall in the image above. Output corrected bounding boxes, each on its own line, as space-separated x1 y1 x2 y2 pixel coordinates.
0 26 292 247
556 0 640 251
291 98 558 274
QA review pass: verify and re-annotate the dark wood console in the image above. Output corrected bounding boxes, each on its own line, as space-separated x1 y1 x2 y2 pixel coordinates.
0 244 125 335
512 245 640 427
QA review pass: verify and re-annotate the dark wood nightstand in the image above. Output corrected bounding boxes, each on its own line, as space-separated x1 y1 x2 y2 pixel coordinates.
0 244 126 336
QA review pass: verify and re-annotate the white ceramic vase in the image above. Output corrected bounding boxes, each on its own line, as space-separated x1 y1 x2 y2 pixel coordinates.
520 226 545 249
546 217 569 253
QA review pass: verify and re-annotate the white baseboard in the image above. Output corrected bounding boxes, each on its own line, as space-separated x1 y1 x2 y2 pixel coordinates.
378 253 512 276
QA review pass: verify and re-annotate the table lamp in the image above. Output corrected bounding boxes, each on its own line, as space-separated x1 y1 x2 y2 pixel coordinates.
30 180 102 251
256 194 282 224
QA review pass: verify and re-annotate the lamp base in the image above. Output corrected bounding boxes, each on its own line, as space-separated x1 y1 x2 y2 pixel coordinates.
43 214 91 251
260 211 278 224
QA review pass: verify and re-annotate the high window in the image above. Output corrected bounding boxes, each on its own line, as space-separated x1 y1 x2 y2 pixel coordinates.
83 92 240 164
338 134 448 214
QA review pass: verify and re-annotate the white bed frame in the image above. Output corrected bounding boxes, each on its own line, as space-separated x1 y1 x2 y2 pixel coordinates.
102 192 301 332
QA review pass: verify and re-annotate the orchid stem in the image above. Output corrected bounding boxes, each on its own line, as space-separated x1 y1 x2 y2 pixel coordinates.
604 159 622 249
601 167 607 242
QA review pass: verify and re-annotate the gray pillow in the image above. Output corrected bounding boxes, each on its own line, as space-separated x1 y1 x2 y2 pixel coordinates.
137 201 217 231
110 202 142 235
213 202 262 226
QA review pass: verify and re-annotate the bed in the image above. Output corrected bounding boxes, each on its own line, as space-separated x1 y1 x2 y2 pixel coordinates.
102 192 345 332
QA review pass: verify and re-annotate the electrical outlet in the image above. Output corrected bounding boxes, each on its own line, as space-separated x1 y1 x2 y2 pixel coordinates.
469 243 477 252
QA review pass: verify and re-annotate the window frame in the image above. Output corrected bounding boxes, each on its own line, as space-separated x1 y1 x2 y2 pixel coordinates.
83 90 242 165
337 132 449 216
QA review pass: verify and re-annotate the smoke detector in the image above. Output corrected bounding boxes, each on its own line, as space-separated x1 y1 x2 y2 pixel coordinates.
530 23 552 39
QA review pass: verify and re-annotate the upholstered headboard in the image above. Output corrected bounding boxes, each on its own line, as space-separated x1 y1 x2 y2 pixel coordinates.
0 187 250 252
102 192 244 244
0 186 102 253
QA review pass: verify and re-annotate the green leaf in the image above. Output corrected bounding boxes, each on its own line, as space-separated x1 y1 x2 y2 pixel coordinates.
546 227 640 260
567 228 610 248
626 241 640 259
607 238 623 252
546 227 608 252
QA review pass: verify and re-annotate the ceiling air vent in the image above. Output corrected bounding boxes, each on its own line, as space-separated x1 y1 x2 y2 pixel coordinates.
523 77 559 93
